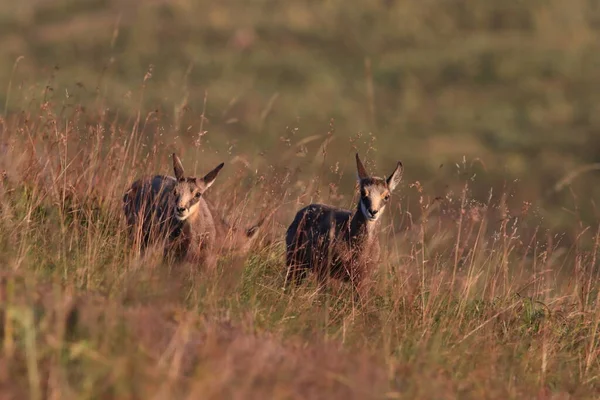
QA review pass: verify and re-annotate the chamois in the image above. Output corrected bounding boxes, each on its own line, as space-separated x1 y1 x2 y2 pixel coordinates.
285 153 403 295
123 153 265 268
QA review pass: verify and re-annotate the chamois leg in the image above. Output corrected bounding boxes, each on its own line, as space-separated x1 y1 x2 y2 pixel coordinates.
284 254 308 289
284 241 310 289
284 216 312 290
349 266 368 306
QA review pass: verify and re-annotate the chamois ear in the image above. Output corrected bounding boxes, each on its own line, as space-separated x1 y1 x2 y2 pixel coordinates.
202 162 225 189
386 161 403 192
355 153 369 181
172 153 185 181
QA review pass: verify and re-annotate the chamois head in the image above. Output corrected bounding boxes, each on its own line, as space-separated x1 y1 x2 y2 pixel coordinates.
171 153 224 221
355 153 403 222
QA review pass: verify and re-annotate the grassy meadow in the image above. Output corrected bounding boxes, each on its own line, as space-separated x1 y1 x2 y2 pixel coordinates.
1 0 600 398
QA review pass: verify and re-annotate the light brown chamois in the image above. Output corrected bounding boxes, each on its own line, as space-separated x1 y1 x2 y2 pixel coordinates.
285 153 403 294
123 153 266 268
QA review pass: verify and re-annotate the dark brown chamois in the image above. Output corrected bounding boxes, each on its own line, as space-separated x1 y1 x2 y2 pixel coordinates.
123 153 265 268
285 153 403 295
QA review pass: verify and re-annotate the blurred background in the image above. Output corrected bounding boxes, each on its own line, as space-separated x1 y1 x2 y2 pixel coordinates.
1 0 600 237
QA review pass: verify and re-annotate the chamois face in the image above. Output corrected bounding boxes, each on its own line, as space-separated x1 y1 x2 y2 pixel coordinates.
355 153 403 222
171 153 224 221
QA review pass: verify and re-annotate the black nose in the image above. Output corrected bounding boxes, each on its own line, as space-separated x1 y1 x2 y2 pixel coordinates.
176 207 186 213
369 208 378 215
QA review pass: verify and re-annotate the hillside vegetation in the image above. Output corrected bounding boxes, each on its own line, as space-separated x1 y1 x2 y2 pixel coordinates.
1 0 600 398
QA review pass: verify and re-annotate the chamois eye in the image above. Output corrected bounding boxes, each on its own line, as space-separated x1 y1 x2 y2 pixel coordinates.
361 189 368 198
195 192 202 198
384 194 390 201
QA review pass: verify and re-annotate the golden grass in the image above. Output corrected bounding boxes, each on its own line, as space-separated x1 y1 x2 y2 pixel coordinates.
3 0 600 236
0 92 598 400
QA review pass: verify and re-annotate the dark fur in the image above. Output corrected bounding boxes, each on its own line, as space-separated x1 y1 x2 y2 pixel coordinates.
123 155 267 268
285 202 380 293
285 154 402 296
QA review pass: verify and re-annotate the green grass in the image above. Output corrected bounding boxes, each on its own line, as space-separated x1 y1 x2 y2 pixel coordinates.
2 0 600 398
1 0 600 235
0 101 600 398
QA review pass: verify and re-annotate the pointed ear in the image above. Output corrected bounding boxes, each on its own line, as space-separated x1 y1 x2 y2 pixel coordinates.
202 162 225 189
172 153 185 181
355 153 368 180
386 161 403 192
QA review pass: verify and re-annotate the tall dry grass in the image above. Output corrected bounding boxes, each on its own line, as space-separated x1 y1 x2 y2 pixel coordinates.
0 87 599 399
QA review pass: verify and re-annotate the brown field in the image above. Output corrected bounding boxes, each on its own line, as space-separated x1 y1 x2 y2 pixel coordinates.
1 1 600 399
